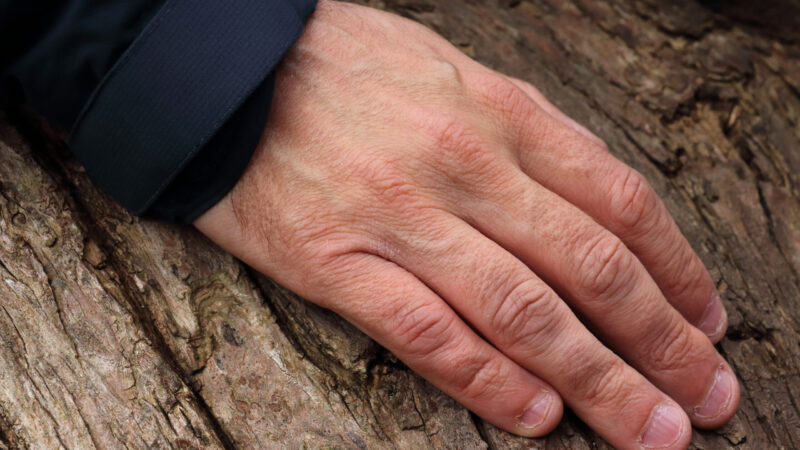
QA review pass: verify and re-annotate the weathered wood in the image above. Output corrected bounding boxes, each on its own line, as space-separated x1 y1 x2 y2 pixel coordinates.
1 0 798 448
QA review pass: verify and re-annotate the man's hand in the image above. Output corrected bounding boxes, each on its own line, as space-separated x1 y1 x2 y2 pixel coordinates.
194 2 738 448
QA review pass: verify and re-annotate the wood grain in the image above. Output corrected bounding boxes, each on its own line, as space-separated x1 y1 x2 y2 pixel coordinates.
1 1 798 448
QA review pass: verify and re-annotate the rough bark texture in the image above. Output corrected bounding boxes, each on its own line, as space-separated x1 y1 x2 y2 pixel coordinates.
1 0 799 448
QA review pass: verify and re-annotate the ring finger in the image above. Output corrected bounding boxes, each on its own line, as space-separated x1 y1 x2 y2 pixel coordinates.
378 211 692 450
452 167 738 428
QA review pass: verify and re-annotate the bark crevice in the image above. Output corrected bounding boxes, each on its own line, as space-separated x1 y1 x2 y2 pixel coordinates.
1 1 798 448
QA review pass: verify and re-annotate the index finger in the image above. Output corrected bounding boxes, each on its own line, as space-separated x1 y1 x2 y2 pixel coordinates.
503 87 726 342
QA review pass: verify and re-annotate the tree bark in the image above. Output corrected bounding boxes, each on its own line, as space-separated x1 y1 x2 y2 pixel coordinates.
1 0 798 448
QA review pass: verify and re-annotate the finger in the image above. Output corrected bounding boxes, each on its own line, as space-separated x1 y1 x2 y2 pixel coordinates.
505 76 606 149
526 129 725 342
383 214 691 449
452 168 738 428
307 252 563 437
477 76 727 343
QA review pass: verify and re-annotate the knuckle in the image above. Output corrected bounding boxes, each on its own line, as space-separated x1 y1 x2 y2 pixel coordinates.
489 279 562 351
484 76 533 121
577 357 632 409
646 317 700 374
469 73 523 107
425 115 513 186
429 116 490 167
359 158 412 199
392 302 456 358
426 58 464 90
575 233 637 300
350 156 431 215
659 248 710 301
608 169 661 232
469 73 544 137
450 355 505 398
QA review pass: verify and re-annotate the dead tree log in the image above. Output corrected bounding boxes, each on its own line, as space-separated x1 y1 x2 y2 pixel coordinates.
1 0 799 448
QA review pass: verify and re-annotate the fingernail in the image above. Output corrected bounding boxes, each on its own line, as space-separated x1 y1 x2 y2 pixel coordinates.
519 390 552 429
639 403 685 448
698 292 726 339
694 364 735 419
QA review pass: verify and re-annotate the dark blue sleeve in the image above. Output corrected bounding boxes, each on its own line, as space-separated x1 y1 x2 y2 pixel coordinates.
1 0 317 222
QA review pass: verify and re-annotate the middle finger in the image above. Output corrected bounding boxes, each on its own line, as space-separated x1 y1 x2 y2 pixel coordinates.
453 167 738 428
379 211 691 449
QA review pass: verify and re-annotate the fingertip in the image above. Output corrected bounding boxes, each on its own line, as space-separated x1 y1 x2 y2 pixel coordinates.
712 304 729 345
690 363 740 429
638 402 692 450
698 292 728 344
514 389 564 437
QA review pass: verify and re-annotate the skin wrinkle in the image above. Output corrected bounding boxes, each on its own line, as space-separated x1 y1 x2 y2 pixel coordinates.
193 1 739 447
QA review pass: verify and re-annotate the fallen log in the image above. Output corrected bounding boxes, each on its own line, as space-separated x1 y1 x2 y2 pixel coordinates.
1 0 798 448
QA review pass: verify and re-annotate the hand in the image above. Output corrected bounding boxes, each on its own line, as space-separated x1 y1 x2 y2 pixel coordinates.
194 2 738 448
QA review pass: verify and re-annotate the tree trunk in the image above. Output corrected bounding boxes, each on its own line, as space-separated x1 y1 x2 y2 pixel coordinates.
1 0 798 448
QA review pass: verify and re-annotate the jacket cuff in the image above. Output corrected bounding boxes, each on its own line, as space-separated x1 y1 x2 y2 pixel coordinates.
69 0 317 215
147 71 276 223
